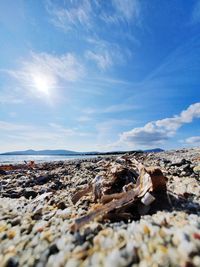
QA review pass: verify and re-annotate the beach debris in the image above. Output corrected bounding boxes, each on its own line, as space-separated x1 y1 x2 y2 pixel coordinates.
71 157 167 231
72 184 93 205
0 165 16 171
24 160 35 169
0 160 36 172
141 192 155 206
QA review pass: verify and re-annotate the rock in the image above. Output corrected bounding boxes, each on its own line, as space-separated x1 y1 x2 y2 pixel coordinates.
6 257 19 267
180 164 193 175
48 244 59 255
56 208 72 219
35 175 51 185
0 169 7 175
7 229 16 239
23 190 38 199
3 190 22 198
116 157 126 164
57 201 66 210
75 162 81 169
10 218 21 226
32 204 43 220
180 171 186 177
50 180 63 190
193 165 200 174
162 159 171 164
170 158 191 167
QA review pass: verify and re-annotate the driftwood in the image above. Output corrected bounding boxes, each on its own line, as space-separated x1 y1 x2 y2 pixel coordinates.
71 189 139 232
71 157 167 231
71 184 93 204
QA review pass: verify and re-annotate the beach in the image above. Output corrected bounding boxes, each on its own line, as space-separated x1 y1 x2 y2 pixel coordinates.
0 148 200 267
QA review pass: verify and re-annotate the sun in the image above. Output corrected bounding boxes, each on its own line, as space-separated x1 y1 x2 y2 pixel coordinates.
31 72 55 96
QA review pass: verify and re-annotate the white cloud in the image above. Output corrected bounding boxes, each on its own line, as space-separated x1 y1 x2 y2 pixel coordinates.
19 52 83 81
100 0 140 25
82 103 136 115
104 103 137 113
47 0 141 31
4 52 84 101
184 136 200 145
85 37 127 70
46 1 134 71
112 0 140 21
93 76 131 85
46 0 92 31
85 50 112 70
119 103 200 147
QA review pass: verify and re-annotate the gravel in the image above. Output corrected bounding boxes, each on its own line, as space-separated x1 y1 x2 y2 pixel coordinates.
0 148 200 267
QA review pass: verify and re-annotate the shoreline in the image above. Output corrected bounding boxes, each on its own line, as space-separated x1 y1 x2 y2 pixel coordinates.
0 155 102 166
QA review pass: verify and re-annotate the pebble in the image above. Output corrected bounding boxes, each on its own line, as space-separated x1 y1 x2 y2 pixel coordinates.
193 165 200 174
56 208 72 219
5 256 19 267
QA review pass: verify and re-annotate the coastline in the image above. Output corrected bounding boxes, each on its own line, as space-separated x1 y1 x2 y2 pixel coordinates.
0 154 99 165
0 148 200 266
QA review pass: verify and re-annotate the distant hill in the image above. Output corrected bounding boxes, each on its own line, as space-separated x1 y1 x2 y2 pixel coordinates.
143 148 164 153
0 148 164 156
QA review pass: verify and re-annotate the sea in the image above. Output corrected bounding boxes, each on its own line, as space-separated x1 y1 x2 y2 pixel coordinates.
0 155 96 165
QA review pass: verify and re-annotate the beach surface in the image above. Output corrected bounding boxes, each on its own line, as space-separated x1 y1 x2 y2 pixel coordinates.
0 148 200 267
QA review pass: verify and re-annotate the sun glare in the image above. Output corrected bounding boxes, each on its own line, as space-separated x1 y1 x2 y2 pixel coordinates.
31 72 54 96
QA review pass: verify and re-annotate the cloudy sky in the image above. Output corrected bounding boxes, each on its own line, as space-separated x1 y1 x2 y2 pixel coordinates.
0 0 200 152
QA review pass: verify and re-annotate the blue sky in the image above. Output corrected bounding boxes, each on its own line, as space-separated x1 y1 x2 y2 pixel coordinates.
0 0 200 152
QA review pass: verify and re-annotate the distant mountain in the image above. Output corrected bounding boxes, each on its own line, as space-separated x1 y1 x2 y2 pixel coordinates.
143 148 164 153
0 149 80 156
0 148 164 156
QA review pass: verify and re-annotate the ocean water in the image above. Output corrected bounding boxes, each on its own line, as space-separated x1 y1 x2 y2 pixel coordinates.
0 155 95 165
